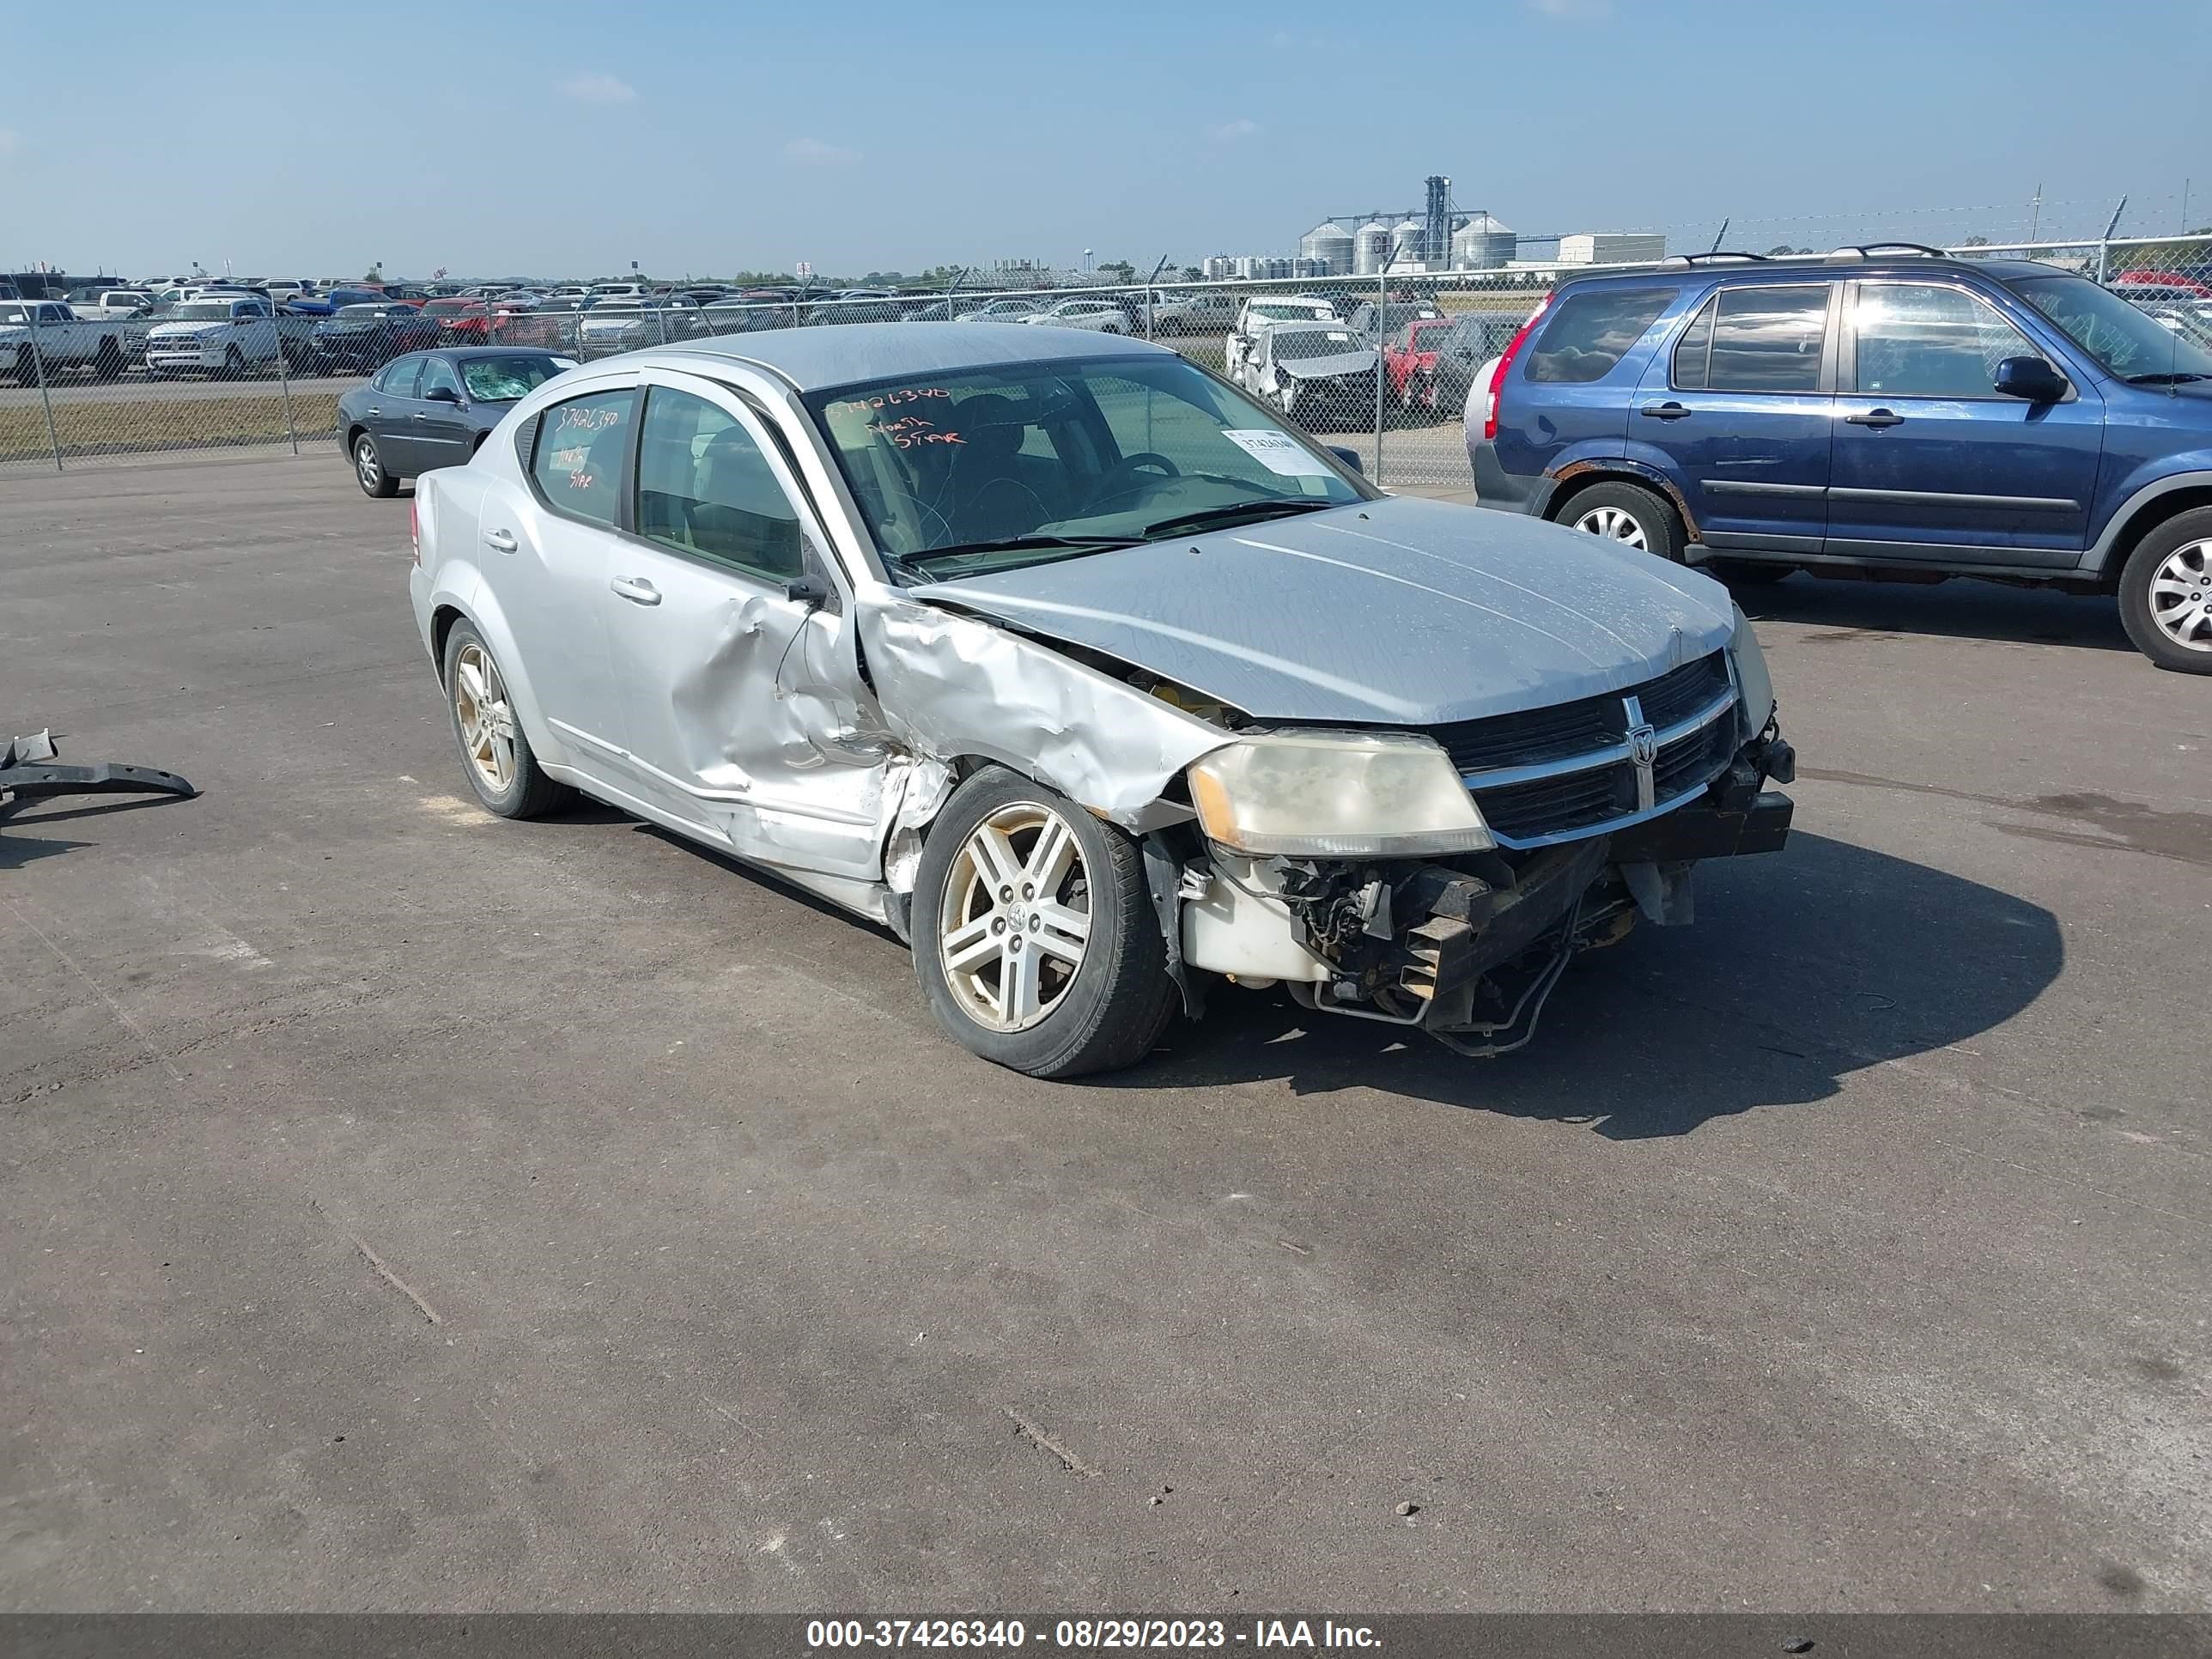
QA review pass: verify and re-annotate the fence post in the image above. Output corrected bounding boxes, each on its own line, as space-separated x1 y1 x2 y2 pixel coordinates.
21 307 65 473
1373 261 1387 487
271 301 300 455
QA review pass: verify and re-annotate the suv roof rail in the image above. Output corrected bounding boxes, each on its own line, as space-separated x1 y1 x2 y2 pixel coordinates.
1824 242 1951 261
1659 251 1771 267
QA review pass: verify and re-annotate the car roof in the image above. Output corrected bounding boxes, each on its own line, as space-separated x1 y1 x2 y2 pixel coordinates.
654 320 1164 392
1267 319 1360 334
1560 252 2081 289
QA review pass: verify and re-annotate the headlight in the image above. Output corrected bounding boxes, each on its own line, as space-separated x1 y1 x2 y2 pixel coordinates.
1730 604 1776 737
1187 732 1493 859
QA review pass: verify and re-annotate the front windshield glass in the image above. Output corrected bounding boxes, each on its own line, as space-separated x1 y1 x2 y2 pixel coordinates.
805 353 1373 575
1273 328 1364 361
338 305 397 319
460 355 566 401
1248 302 1328 325
2008 276 2212 380
171 302 243 320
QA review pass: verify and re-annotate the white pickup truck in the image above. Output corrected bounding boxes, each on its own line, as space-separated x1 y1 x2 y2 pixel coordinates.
144 295 287 379
1 300 135 383
70 289 155 320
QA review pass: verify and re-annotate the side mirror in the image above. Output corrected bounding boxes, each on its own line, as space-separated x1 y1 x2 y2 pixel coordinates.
1993 356 2068 403
784 574 830 611
424 385 462 405
1327 445 1365 477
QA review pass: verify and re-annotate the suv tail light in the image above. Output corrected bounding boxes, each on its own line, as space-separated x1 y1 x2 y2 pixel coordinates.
1484 295 1553 441
409 499 420 566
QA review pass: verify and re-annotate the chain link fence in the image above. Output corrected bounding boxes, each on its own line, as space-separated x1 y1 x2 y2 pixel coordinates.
9 234 2212 489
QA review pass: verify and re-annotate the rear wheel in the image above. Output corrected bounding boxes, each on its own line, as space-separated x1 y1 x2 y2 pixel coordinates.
1559 480 1683 563
92 339 125 382
911 767 1177 1079
441 622 574 817
2118 509 2212 672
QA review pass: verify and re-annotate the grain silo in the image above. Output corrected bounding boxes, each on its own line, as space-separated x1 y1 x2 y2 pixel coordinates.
1451 212 1516 269
1352 221 1392 276
1388 217 1426 268
1298 221 1355 276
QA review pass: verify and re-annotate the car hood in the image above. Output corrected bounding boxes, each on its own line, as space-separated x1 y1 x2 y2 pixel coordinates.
910 495 1737 726
1279 349 1379 380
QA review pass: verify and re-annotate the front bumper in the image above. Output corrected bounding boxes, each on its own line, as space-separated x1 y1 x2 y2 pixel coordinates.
145 344 222 371
1173 727 1794 1050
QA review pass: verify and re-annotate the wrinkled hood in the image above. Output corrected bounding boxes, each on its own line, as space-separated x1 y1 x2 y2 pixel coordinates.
913 495 1737 726
1279 349 1379 381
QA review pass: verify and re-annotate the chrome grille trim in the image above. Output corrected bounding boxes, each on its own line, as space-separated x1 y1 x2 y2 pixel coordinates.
1457 684 1737 793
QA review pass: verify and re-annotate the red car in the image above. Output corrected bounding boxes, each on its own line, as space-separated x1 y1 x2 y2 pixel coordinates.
422 297 495 342
1382 317 1460 409
2110 269 2212 300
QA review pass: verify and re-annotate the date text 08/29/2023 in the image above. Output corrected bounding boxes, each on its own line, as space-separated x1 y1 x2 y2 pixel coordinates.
804 1618 1382 1650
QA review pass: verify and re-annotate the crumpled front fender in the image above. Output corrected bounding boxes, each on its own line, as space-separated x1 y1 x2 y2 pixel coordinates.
855 594 1236 835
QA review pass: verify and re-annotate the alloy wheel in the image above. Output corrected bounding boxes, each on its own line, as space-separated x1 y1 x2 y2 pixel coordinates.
452 641 518 795
355 439 381 492
1574 504 1649 550
937 802 1092 1033
2148 538 2212 653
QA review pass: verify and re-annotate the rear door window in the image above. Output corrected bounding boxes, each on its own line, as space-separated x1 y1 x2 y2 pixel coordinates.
1676 284 1831 393
1527 286 1677 383
530 388 636 527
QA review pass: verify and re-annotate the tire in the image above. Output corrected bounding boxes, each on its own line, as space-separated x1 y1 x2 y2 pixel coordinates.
12 347 35 387
1557 479 1683 562
1705 558 1794 586
222 344 246 381
92 339 125 382
910 766 1178 1079
2117 507 2212 673
353 432 398 498
441 621 575 817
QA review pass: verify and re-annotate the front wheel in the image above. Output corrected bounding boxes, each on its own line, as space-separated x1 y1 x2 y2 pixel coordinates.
353 433 398 498
2118 509 2212 672
1559 479 1684 563
911 767 1177 1079
222 345 246 380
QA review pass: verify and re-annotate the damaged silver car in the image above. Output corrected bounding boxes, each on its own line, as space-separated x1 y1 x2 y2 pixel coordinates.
408 324 1795 1078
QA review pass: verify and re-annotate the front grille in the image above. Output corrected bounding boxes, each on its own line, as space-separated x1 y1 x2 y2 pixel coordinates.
1443 649 1740 848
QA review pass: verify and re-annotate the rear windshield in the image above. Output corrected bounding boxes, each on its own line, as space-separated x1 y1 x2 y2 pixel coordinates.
1528 286 1677 383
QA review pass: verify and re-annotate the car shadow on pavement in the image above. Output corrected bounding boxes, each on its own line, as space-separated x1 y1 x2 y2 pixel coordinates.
1119 831 2063 1139
1736 574 2133 653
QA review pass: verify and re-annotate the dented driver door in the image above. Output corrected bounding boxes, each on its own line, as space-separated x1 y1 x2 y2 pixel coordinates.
598 371 895 884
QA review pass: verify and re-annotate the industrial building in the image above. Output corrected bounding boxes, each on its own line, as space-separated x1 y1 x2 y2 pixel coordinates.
1204 174 1669 282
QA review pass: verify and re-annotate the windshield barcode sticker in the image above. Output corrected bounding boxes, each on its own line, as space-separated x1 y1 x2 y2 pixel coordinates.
1221 428 1334 477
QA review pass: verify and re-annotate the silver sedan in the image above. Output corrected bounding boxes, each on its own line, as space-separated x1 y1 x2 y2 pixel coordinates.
410 325 1794 1077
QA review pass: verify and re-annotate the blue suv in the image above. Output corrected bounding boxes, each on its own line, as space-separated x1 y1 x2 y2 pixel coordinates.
1469 246 2212 672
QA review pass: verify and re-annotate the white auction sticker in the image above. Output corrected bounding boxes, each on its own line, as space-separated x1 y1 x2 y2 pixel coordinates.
1220 428 1336 477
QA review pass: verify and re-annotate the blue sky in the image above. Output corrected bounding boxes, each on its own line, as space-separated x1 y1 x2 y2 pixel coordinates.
3 0 2207 280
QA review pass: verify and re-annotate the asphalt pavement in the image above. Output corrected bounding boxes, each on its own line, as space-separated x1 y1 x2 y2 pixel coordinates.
2 456 2207 1612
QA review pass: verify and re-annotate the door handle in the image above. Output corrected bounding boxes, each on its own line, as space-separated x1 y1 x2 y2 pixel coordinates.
1640 401 1692 420
610 576 661 605
366 406 380 416
483 529 517 552
1846 409 1905 428
411 411 428 420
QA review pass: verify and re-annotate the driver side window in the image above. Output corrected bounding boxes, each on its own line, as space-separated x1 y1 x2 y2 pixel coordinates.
420 357 462 401
634 386 805 584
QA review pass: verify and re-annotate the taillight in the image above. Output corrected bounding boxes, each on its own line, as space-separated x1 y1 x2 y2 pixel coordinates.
409 499 420 566
1484 294 1552 441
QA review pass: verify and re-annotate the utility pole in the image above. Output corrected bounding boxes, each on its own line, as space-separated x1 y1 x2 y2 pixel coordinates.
2028 183 2043 242
1709 217 1729 254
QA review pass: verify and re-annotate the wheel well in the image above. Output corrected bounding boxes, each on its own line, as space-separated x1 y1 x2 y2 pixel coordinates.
2102 486 2212 587
430 605 465 679
346 423 368 450
1545 469 1683 529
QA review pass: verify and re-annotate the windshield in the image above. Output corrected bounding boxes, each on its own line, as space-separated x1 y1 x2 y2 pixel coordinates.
1248 303 1329 325
1273 328 1366 361
2008 276 2212 380
804 353 1372 574
338 305 400 319
171 302 246 320
460 355 567 401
